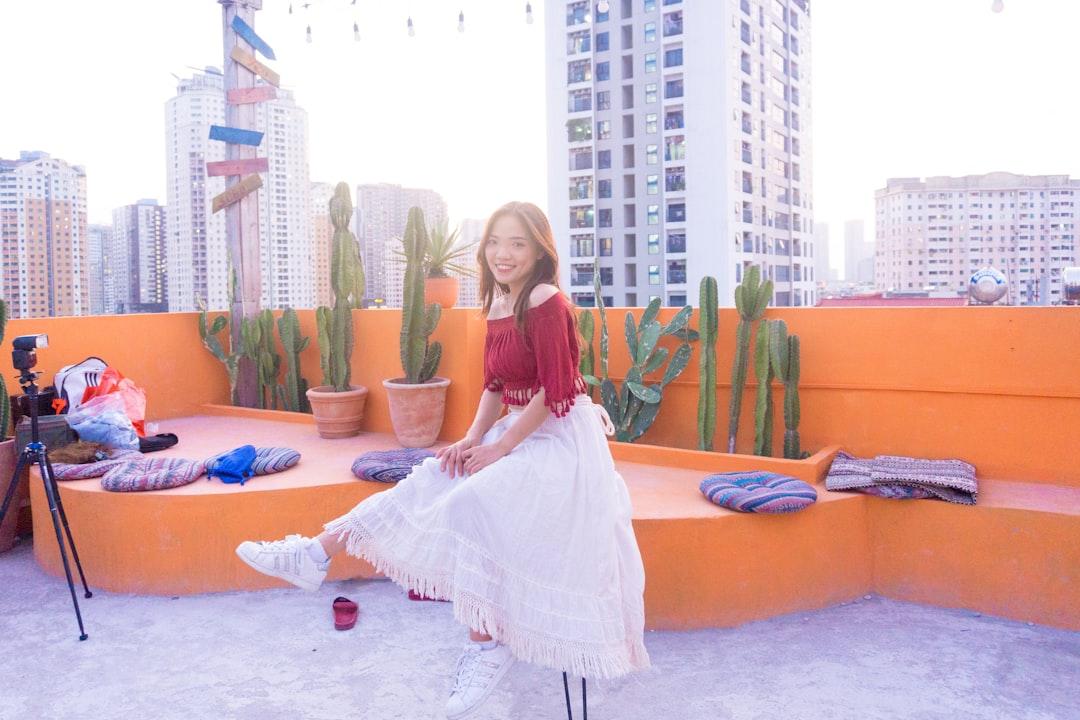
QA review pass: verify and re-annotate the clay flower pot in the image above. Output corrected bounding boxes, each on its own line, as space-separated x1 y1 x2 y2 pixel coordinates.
306 385 369 439
424 276 460 310
0 439 28 553
383 377 451 448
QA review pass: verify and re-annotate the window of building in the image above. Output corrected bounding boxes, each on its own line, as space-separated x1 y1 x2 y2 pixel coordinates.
596 90 611 110
596 61 610 81
667 259 686 283
569 176 594 201
664 47 683 67
666 202 686 223
599 237 614 256
646 174 659 195
644 22 656 43
648 265 660 285
568 59 592 84
599 208 613 227
596 31 610 52
598 149 612 169
646 112 658 134
663 10 683 36
648 233 660 254
665 78 684 99
646 144 659 164
645 52 657 73
644 0 657 10
598 178 612 198
667 231 686 253
597 119 612 140
647 204 660 225
567 117 592 142
645 82 658 103
570 234 595 257
567 29 591 54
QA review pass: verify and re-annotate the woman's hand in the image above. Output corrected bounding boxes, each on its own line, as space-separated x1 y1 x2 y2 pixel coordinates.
462 442 508 476
436 433 481 479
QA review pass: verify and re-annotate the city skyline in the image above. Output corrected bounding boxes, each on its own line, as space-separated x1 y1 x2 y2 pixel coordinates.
5 1 1079 276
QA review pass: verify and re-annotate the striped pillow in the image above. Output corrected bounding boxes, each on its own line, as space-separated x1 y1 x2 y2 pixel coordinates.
352 448 435 483
700 471 818 513
204 447 301 476
100 458 207 492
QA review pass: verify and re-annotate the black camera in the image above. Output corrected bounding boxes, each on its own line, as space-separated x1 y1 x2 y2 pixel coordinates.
12 333 48 372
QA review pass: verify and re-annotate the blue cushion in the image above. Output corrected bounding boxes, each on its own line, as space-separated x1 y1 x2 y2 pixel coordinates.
700 471 817 513
352 448 434 483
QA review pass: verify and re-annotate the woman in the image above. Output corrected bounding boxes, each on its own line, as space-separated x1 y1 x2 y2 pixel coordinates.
236 201 650 719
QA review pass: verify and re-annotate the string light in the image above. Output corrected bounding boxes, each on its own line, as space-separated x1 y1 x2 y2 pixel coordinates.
526 2 534 24
458 10 465 33
306 24 312 43
354 21 360 41
407 16 415 37
991 0 1003 12
288 2 292 14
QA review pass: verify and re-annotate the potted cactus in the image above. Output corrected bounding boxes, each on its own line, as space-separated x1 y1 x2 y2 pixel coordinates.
422 220 478 310
383 207 450 448
306 182 369 439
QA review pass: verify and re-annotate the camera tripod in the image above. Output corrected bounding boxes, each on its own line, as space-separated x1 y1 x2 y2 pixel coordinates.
0 366 92 641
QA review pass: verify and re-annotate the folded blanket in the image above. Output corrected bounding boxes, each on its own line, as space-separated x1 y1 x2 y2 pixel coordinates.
826 451 977 505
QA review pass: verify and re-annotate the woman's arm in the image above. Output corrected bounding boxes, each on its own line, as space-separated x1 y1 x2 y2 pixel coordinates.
462 388 550 475
467 388 506 441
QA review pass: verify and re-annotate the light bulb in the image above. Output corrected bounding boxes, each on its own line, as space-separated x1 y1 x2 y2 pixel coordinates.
458 10 465 33
354 21 360 42
288 3 293 14
408 16 415 36
598 0 610 13
526 2 534 24
991 0 1003 11
305 24 312 43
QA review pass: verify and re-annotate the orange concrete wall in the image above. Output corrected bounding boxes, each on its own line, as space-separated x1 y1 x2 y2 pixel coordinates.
10 306 1079 484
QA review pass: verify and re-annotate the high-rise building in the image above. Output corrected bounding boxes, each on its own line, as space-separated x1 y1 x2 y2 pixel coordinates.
310 182 335 308
457 218 485 307
109 199 168 314
165 69 312 312
812 220 830 286
353 183 448 306
546 0 814 308
844 219 873 284
86 223 110 315
0 151 89 318
876 173 1080 305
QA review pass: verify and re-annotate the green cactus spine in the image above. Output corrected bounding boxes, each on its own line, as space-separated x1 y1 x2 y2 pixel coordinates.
697 276 718 450
729 265 773 453
769 319 802 459
315 182 365 392
399 207 442 383
198 300 240 405
753 318 775 456
278 308 310 413
597 298 695 443
577 308 596 399
0 298 8 439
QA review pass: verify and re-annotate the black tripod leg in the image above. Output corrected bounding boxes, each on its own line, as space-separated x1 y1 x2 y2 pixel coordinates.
37 456 89 641
42 455 91 598
563 672 574 720
0 449 33 525
581 677 588 720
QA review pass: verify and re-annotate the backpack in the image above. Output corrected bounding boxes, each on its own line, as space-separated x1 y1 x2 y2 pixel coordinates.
55 356 108 413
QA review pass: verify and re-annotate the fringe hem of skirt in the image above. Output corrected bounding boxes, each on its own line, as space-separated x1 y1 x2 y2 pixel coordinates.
323 513 650 681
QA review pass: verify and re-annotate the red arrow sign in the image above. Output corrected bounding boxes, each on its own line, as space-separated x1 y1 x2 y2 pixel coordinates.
206 158 269 177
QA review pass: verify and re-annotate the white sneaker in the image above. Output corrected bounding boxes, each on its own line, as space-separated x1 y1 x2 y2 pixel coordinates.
445 642 515 720
235 534 329 591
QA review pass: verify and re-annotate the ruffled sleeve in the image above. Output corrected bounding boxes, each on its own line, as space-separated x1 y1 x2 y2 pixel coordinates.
526 296 583 417
482 329 503 392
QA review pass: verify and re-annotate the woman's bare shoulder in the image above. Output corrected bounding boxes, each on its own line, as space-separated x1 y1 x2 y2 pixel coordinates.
487 294 511 320
528 283 560 309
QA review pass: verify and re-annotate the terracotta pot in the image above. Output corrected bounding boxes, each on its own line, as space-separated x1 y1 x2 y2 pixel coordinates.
0 439 28 553
424 276 459 310
383 377 451 448
306 385 369 439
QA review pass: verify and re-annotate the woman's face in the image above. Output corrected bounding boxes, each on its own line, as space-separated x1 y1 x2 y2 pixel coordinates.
484 213 543 291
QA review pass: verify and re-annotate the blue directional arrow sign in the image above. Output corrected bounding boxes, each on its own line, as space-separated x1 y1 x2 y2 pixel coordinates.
231 16 276 61
209 125 264 147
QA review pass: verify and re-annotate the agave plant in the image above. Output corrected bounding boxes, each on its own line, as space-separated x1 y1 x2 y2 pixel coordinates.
422 220 478 279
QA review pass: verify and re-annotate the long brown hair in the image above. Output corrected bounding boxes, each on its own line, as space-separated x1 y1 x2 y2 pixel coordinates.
478 201 569 333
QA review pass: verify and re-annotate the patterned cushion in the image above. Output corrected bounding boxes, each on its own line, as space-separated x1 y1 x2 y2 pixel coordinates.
700 471 818 513
352 448 435 483
52 451 143 481
205 446 301 476
100 458 207 492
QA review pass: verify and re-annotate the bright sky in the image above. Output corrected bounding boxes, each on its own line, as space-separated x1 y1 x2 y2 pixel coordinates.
1 0 1077 275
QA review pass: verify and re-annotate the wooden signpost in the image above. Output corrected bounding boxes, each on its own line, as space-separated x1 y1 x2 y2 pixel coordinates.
230 46 280 87
211 173 263 214
206 157 269 177
209 124 264 146
227 86 277 105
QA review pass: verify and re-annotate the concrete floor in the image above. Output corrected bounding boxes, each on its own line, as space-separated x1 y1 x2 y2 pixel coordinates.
2 540 1077 720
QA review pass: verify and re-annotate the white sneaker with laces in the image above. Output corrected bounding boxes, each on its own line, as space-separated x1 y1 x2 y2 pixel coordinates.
235 534 329 591
445 642 516 720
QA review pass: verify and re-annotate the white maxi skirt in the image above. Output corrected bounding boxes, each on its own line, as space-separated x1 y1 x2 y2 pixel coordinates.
324 394 651 680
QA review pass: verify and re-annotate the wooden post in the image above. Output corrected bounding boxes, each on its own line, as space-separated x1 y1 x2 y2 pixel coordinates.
220 0 263 408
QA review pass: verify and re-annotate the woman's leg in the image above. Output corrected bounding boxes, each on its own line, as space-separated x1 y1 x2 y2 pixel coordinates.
313 530 346 558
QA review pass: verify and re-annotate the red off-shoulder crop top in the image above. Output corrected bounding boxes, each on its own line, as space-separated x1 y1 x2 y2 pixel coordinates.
482 292 589 417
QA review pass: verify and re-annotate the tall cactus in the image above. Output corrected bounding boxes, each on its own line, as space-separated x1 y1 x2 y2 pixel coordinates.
253 309 281 410
198 300 241 405
577 308 596 400
769 319 802 459
0 298 8 439
697 276 718 450
728 265 773 453
399 206 442 383
598 298 695 443
278 308 310 413
581 257 610 390
753 318 775 456
315 181 365 392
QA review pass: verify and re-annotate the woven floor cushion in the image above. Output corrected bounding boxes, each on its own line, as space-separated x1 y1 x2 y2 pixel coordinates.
52 451 143 481
100 458 207 492
205 446 301 476
352 448 435 483
700 471 818 513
